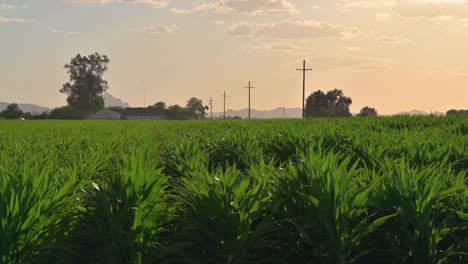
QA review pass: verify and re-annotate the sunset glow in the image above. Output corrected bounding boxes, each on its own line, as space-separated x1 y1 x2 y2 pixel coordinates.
1 0 468 114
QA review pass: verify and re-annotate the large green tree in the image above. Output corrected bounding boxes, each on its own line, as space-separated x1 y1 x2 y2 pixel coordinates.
60 53 110 118
305 89 352 118
0 103 23 119
186 97 208 120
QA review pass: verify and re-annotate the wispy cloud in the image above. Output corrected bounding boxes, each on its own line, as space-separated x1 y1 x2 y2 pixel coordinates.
170 8 191 14
143 25 173 33
344 46 361 51
337 0 395 11
51 29 81 35
0 16 33 23
0 4 13 10
375 12 391 20
196 0 299 15
394 0 468 19
227 20 359 39
311 56 393 72
241 42 310 53
70 0 170 8
377 35 411 44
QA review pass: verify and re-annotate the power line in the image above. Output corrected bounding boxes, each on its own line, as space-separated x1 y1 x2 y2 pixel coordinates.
244 81 255 120
296 60 312 119
364 2 468 56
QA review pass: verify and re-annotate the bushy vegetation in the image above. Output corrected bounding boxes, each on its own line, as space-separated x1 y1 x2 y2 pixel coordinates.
0 116 466 263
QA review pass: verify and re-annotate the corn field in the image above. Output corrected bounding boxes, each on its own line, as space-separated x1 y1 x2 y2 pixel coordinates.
0 116 467 264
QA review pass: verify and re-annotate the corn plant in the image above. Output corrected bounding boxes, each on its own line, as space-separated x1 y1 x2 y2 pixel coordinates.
69 138 171 264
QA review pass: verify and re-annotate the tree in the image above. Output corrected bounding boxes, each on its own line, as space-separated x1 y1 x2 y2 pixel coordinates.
166 105 191 120
149 101 166 112
447 109 468 116
186 97 208 120
0 103 23 119
107 106 125 114
305 89 352 118
31 111 49 120
49 106 79 119
60 53 110 118
358 106 378 117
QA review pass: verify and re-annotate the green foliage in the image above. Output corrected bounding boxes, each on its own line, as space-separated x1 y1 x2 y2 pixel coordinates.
157 98 208 120
305 89 353 118
49 106 80 119
186 97 208 120
358 106 378 117
447 109 468 116
60 53 110 118
107 106 125 114
0 116 466 263
148 101 166 112
0 103 23 119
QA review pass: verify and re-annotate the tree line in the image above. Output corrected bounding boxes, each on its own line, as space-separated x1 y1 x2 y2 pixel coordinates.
304 89 377 117
5 52 465 120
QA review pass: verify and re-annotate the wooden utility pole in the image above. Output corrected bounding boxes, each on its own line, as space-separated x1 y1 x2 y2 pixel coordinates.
296 60 312 119
221 91 228 120
244 81 255 120
209 97 214 120
284 107 286 119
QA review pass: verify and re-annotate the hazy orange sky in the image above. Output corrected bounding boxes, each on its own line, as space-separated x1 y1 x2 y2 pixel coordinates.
1 0 468 114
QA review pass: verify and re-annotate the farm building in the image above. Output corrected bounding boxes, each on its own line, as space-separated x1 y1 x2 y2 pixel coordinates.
123 108 166 120
88 109 122 120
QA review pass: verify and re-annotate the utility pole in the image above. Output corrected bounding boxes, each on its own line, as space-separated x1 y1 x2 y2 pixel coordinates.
220 91 228 120
296 60 312 119
284 107 286 119
209 97 214 120
244 81 255 120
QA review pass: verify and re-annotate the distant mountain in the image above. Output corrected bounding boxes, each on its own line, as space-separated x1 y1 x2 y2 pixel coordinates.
103 93 129 108
0 102 50 114
395 109 428 116
395 109 445 116
212 107 302 119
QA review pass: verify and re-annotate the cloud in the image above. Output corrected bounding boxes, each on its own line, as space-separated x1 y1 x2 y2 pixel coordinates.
241 41 311 53
0 4 13 10
377 35 411 44
227 20 359 39
313 56 393 71
337 0 395 11
143 25 173 33
0 16 33 23
51 29 81 35
415 65 468 76
344 46 361 51
213 20 225 25
463 18 468 25
196 0 299 15
70 0 170 8
337 1 468 20
170 8 191 14
375 12 391 20
393 0 468 19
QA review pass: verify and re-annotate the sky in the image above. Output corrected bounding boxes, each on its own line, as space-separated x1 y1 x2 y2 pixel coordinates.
1 0 468 115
